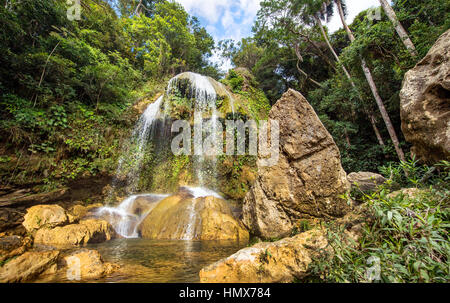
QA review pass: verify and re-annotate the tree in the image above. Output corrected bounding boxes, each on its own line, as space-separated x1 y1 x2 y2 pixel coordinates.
378 0 418 57
334 0 405 162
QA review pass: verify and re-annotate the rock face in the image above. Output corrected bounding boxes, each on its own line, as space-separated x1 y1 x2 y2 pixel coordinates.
0 250 59 283
400 29 450 163
347 172 387 193
34 219 116 246
22 204 68 233
199 229 327 283
137 194 249 242
242 89 350 239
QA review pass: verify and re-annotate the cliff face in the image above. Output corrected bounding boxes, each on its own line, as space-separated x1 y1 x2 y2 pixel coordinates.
400 29 450 164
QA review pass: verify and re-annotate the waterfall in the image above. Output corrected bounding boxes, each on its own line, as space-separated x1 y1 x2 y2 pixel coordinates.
108 95 164 199
96 193 169 238
102 72 231 239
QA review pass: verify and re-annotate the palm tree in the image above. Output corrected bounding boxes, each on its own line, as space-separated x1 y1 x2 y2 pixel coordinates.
334 0 405 162
378 0 418 57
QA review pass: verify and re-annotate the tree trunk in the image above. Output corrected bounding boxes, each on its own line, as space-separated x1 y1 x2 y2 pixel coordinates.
379 0 418 57
315 16 353 82
336 0 405 162
368 113 385 146
294 44 323 87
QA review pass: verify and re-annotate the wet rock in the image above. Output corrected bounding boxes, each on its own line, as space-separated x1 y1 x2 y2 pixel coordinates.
400 29 450 163
242 89 350 239
347 172 387 193
63 249 119 280
138 195 249 242
0 250 60 283
34 219 116 246
22 204 68 233
199 229 327 283
0 208 25 233
67 205 88 224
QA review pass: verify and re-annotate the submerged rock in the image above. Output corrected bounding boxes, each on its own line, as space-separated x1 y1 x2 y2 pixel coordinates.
0 250 60 283
400 29 450 163
242 89 350 239
347 172 387 193
22 204 68 233
137 193 249 242
34 219 116 246
199 229 327 283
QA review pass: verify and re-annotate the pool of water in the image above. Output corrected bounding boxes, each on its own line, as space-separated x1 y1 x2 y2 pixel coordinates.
43 238 245 283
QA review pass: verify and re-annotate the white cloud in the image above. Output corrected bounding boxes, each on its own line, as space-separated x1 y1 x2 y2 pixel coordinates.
326 0 381 32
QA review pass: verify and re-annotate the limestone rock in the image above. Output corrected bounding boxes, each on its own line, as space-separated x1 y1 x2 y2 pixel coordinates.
347 172 387 193
400 29 450 163
387 188 428 200
63 249 119 280
199 229 327 283
242 89 350 239
138 194 249 242
0 250 59 283
34 219 116 246
22 204 68 233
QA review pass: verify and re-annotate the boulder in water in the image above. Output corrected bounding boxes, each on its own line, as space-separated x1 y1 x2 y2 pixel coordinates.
242 89 350 239
400 29 450 163
34 219 116 246
199 229 327 283
137 193 249 242
62 249 119 280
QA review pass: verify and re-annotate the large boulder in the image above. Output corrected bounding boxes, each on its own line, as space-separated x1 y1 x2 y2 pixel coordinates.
400 29 450 163
137 194 249 242
199 229 327 283
34 219 116 246
0 250 59 283
22 204 68 233
62 249 119 280
347 172 387 193
242 89 350 239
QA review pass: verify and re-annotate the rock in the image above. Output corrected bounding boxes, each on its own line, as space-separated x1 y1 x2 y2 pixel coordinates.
199 229 327 283
400 29 450 164
0 236 32 263
347 172 387 193
0 250 59 283
67 205 88 224
130 196 164 217
0 208 25 233
242 89 350 239
387 188 428 199
138 194 249 242
0 188 69 208
34 219 116 246
63 249 119 280
22 204 68 233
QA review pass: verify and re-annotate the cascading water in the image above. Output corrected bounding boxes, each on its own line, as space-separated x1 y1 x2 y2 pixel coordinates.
102 72 230 239
96 193 169 238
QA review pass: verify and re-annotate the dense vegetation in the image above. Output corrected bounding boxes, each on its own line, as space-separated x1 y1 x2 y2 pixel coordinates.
0 0 218 189
220 0 450 173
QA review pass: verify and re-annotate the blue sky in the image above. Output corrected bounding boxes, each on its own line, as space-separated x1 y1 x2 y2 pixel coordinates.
174 0 382 69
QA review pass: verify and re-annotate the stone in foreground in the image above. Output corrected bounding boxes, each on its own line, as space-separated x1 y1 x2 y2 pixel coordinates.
63 249 119 280
0 250 59 283
400 29 450 163
243 89 350 239
199 229 327 283
137 193 249 242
